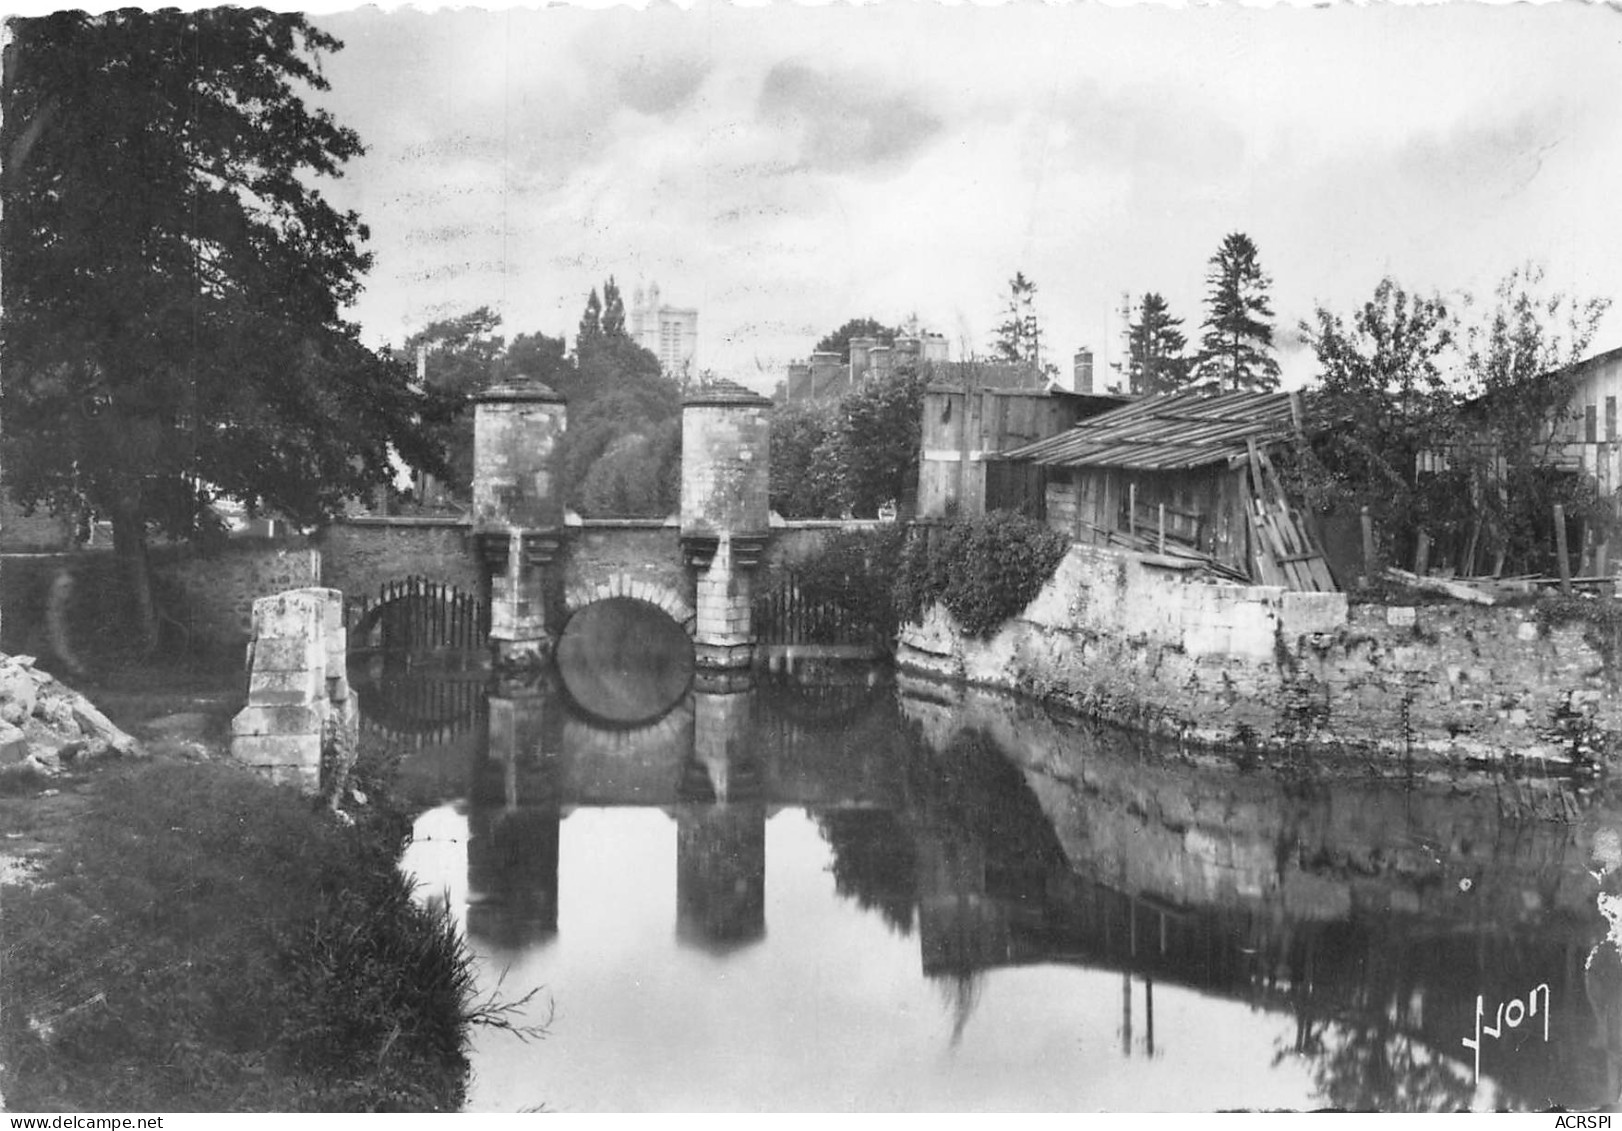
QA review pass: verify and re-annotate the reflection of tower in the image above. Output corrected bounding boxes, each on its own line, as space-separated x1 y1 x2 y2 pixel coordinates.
466 677 562 952
675 685 766 951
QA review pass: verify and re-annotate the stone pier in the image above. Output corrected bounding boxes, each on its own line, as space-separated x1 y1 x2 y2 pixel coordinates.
680 380 771 672
231 587 354 793
472 378 566 665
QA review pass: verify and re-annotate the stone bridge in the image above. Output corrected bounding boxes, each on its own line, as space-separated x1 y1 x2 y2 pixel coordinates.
318 378 882 673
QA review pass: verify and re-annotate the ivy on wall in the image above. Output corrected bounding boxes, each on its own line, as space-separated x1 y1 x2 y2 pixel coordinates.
894 511 1069 638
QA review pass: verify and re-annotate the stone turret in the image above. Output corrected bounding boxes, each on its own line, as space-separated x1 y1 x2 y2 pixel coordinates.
472 377 567 530
680 380 770 541
472 377 567 666
680 379 772 672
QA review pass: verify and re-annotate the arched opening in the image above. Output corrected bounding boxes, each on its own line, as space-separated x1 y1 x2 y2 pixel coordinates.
556 597 694 725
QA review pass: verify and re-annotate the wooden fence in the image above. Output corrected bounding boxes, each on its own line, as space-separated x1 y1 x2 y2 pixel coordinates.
346 576 489 654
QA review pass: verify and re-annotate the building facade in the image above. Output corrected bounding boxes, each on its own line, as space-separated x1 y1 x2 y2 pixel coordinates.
630 281 698 377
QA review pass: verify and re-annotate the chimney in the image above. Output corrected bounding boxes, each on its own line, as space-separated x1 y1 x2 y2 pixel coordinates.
809 351 842 398
848 336 878 382
416 345 427 387
870 345 893 378
1073 349 1094 395
787 361 810 400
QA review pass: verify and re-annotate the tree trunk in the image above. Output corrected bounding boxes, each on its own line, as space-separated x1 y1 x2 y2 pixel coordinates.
110 496 160 656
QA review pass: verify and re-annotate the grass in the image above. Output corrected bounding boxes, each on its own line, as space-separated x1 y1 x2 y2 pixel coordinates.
0 758 513 1112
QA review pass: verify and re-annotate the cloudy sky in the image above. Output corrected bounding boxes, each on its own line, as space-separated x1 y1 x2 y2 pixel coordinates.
302 2 1622 391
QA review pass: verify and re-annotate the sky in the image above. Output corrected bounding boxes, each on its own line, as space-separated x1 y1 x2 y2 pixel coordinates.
295 1 1622 392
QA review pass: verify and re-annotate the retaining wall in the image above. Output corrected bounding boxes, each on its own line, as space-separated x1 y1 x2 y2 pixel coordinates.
897 541 1622 770
0 542 320 659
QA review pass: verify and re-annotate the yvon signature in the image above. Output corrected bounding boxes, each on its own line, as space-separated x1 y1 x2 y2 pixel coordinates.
1461 983 1550 1085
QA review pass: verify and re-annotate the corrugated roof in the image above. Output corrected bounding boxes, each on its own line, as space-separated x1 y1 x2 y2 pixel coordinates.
1001 390 1296 470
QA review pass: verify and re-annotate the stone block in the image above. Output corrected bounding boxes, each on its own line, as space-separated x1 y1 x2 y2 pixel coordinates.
232 733 322 768
250 637 326 673
247 668 325 705
251 590 324 641
231 703 325 737
1516 621 1540 642
1386 606 1417 628
1281 591 1348 636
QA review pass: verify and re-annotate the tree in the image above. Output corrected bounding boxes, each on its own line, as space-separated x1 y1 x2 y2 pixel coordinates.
814 317 897 361
401 307 506 497
992 272 1043 370
1196 233 1282 393
1456 265 1612 572
1 10 452 652
1128 293 1193 395
577 287 604 353
768 401 842 519
838 365 929 516
1296 279 1459 558
563 323 680 516
601 276 627 339
503 330 571 391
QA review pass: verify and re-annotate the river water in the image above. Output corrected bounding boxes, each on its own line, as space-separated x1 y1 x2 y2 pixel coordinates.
359 652 1622 1113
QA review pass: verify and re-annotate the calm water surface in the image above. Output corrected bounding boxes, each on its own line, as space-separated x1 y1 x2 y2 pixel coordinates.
363 656 1622 1113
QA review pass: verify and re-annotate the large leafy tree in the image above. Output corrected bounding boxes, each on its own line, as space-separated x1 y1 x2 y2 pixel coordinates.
402 307 506 497
2 10 452 652
1127 292 1193 395
770 365 927 518
1457 265 1612 572
1296 279 1459 558
562 286 682 517
1196 232 1282 393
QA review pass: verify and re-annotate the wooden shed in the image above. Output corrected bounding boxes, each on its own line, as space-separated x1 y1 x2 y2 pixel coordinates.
916 386 1129 519
1001 391 1335 589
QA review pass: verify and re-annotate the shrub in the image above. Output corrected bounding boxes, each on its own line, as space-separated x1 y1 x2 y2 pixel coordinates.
782 525 908 644
0 761 506 1112
894 511 1069 638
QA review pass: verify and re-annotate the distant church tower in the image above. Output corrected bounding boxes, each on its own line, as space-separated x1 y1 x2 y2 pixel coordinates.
630 280 698 377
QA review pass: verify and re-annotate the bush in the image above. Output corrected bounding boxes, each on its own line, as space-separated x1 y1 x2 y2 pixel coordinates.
788 525 908 643
894 511 1069 638
1 762 501 1111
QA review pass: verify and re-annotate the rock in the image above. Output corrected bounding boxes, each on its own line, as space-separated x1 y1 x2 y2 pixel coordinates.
0 667 38 727
33 694 78 732
69 696 139 757
0 722 29 764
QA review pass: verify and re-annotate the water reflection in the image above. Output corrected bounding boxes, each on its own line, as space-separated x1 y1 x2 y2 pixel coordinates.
378 660 1622 1112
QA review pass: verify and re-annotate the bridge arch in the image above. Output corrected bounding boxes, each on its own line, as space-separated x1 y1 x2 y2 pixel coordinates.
563 572 695 635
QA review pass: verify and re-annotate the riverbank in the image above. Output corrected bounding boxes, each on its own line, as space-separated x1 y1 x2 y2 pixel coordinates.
0 658 489 1112
897 541 1622 776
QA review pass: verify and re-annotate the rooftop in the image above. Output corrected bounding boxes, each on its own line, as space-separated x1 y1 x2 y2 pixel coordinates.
1002 390 1297 470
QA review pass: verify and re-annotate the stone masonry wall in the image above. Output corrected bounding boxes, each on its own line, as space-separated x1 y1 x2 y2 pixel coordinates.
897 541 1622 770
316 518 484 606
0 543 320 658
163 544 322 649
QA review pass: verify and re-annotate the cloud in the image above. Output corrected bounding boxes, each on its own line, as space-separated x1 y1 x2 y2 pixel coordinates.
756 62 943 175
616 55 711 119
